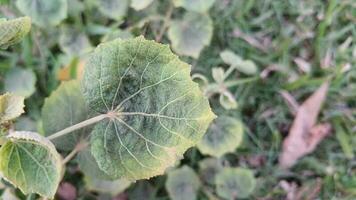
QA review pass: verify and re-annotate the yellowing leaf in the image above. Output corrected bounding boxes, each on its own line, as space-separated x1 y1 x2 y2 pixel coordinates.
82 36 215 180
57 59 86 81
168 12 213 58
0 131 62 198
0 16 31 49
279 82 331 168
0 93 24 123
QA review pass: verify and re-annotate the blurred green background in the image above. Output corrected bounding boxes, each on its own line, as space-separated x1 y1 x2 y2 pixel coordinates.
0 0 355 199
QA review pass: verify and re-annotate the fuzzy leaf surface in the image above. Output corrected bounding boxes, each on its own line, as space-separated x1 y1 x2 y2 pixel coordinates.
0 17 31 49
0 131 62 198
0 93 24 123
82 36 215 180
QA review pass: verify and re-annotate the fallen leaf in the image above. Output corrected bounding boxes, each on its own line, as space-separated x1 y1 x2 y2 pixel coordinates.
294 58 311 73
279 180 298 200
279 82 331 168
295 178 322 200
56 182 77 200
279 90 299 115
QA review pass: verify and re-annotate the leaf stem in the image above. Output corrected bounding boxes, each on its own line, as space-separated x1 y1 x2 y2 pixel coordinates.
62 141 88 164
47 114 108 140
155 3 174 42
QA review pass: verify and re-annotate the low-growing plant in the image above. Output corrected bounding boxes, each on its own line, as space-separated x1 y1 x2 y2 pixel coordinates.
0 29 215 197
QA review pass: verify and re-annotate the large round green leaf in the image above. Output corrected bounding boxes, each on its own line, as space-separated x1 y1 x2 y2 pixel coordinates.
82 36 215 180
173 0 215 13
42 80 89 151
215 168 256 199
0 131 62 198
4 67 36 98
165 166 201 200
168 12 213 58
15 0 67 27
0 17 31 49
197 116 244 157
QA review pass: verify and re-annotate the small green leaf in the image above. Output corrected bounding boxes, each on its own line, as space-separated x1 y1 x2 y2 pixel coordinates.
165 166 201 200
130 0 154 10
168 12 213 58
220 50 243 66
97 0 129 20
0 93 24 123
16 0 67 27
4 67 36 98
42 80 88 151
82 36 215 180
0 16 31 49
215 168 256 199
0 131 63 198
219 91 238 110
59 26 92 56
212 67 225 83
85 176 131 196
198 116 243 157
173 0 215 13
220 50 258 75
198 158 223 185
238 60 258 75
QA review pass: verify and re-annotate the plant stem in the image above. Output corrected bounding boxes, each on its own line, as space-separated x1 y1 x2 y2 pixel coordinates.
47 114 108 140
62 141 88 164
155 3 174 42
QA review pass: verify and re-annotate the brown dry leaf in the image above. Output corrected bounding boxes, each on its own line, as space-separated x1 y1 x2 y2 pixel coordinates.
279 82 331 168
